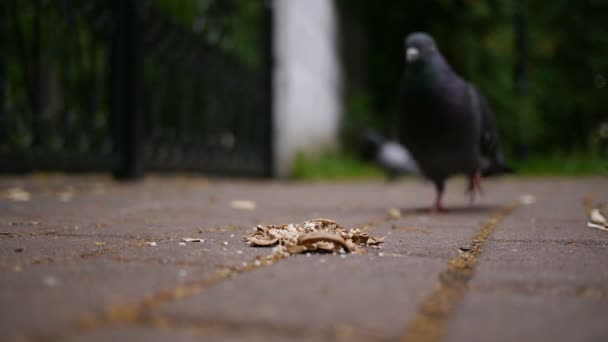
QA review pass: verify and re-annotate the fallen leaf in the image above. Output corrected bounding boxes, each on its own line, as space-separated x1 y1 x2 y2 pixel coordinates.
588 208 608 232
588 222 608 232
230 200 256 211
298 231 352 252
244 218 385 256
366 236 385 245
589 209 607 225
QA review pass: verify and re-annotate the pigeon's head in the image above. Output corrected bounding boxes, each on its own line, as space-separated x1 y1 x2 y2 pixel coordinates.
404 32 438 64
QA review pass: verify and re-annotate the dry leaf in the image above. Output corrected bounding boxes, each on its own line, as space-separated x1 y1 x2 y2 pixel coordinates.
366 236 386 245
230 200 256 211
588 208 608 232
244 218 385 256
299 232 351 252
588 222 608 232
589 209 607 225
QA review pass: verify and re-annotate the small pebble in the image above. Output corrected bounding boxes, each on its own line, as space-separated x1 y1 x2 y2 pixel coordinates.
14 248 23 253
378 252 385 257
179 242 186 246
230 234 235 238
146 241 157 247
236 250 243 255
254 260 262 267
178 269 188 278
340 254 346 259
222 241 228 246
319 258 326 264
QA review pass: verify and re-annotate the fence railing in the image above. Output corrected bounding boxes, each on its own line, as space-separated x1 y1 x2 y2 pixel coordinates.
1 0 273 178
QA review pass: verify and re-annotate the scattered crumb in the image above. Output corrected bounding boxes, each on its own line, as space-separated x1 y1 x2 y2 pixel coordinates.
387 207 402 219
43 276 60 287
6 187 31 202
520 194 536 205
230 200 256 211
181 238 204 243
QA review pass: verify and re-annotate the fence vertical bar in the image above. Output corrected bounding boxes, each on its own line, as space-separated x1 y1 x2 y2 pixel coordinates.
514 0 529 160
113 0 143 179
0 0 5 120
263 0 275 177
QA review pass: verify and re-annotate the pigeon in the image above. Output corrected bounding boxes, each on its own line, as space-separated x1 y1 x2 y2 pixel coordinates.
361 129 420 181
398 32 513 211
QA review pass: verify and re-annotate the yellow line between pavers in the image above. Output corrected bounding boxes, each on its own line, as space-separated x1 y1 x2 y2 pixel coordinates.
401 203 520 342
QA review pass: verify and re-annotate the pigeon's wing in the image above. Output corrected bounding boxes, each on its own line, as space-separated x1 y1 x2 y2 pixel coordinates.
468 84 514 176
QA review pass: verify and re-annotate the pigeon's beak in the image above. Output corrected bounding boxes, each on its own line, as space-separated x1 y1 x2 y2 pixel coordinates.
406 47 420 63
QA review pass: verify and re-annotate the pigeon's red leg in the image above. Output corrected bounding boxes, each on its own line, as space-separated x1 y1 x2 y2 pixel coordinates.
466 172 483 204
432 194 446 212
431 179 447 212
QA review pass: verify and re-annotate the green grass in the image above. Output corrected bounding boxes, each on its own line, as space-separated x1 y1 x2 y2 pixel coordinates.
291 151 607 180
513 153 608 176
292 151 384 180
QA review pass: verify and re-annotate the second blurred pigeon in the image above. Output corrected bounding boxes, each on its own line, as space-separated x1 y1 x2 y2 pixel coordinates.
362 129 419 181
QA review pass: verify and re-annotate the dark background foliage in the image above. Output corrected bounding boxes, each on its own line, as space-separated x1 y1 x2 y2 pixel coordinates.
337 0 608 163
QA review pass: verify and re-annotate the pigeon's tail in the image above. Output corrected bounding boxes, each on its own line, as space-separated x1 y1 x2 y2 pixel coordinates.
359 128 386 161
359 128 420 179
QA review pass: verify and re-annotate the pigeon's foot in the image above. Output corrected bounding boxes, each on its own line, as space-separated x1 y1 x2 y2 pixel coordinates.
430 195 448 213
430 204 448 213
466 172 483 204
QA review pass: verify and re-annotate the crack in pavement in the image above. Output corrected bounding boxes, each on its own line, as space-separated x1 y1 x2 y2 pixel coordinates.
401 203 520 342
103 311 388 342
23 214 396 341
24 253 289 341
0 240 156 272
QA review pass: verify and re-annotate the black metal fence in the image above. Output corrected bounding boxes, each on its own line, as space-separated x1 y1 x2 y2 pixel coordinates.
0 0 273 178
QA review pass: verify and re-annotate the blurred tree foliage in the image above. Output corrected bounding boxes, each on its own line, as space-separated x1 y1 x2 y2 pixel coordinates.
152 0 264 70
337 0 608 162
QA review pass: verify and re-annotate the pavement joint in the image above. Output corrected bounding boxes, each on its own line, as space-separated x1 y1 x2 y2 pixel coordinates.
26 213 398 341
24 254 287 341
401 202 520 342
0 240 152 272
100 311 388 342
